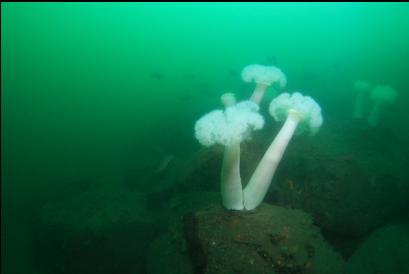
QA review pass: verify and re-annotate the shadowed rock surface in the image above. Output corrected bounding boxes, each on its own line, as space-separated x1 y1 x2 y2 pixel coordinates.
184 203 345 274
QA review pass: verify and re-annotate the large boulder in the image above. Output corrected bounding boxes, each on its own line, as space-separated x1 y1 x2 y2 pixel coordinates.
346 224 409 274
183 203 345 274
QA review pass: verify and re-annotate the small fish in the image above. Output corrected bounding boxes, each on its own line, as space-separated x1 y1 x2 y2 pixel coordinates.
150 72 164 79
198 82 209 91
227 69 238 77
180 95 191 101
334 154 356 162
155 155 175 174
332 63 341 70
303 72 317 81
265 55 278 66
184 74 196 80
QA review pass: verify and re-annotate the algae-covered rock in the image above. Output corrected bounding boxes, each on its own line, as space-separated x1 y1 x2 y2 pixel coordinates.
183 203 345 274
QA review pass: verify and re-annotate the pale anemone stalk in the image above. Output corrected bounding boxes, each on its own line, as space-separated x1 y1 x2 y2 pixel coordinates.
195 92 323 211
194 93 264 210
243 92 323 210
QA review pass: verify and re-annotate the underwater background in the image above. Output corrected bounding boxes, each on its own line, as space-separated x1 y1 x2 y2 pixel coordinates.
2 2 409 274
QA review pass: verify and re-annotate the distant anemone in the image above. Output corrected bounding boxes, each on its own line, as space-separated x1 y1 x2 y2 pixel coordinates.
353 80 372 119
368 85 398 126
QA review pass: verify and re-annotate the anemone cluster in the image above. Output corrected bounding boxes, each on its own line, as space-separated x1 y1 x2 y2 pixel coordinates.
353 80 398 126
194 64 323 211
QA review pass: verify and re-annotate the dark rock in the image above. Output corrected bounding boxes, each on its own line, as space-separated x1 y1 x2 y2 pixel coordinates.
146 232 194 274
32 173 161 274
146 191 220 274
183 203 345 274
346 224 409 274
271 118 409 239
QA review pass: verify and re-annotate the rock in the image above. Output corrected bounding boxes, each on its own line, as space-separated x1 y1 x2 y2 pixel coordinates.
32 173 161 274
346 224 409 274
183 203 345 274
146 191 219 274
146 232 194 274
271 118 409 238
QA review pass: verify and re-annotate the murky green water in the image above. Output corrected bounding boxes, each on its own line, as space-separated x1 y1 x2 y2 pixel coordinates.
2 3 409 274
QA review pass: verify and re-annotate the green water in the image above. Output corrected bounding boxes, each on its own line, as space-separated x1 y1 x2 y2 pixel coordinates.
2 3 409 274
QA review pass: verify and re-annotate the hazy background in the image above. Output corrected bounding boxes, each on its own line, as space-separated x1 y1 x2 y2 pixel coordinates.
2 2 409 273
